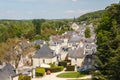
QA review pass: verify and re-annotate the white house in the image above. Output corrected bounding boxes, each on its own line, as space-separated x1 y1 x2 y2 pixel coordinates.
71 23 79 31
68 35 81 48
32 45 57 67
68 42 85 67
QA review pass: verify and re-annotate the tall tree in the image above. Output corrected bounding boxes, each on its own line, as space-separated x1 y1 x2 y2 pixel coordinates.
93 3 120 80
32 19 45 35
85 27 91 38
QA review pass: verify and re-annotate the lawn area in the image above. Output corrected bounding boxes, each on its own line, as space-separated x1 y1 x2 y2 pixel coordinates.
56 72 86 78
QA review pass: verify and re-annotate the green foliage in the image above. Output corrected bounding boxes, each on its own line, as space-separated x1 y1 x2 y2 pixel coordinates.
85 27 91 38
32 19 45 35
34 44 40 50
66 65 75 71
77 10 104 23
0 20 35 42
58 61 67 67
49 62 56 67
0 19 71 42
45 66 64 73
35 67 45 77
18 74 31 80
94 3 120 80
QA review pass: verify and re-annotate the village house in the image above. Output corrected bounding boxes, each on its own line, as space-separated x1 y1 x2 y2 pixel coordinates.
32 44 57 67
0 63 18 80
71 23 79 31
68 35 81 48
68 42 85 67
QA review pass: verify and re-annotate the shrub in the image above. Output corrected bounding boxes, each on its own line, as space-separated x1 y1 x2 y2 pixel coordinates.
35 68 45 77
66 65 75 71
58 61 67 67
45 66 64 73
49 63 56 67
65 60 71 63
18 74 31 80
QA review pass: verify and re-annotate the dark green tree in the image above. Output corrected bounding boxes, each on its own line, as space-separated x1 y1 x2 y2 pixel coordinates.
93 3 120 80
85 27 91 38
32 19 45 35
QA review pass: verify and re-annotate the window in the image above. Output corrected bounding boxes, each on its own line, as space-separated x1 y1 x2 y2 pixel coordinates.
75 58 77 62
43 59 45 63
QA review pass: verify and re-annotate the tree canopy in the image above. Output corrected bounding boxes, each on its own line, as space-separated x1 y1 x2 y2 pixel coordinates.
93 3 120 80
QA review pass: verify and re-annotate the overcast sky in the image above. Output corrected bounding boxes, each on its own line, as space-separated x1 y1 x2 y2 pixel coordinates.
0 0 119 19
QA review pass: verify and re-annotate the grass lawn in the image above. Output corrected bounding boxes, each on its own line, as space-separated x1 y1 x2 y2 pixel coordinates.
56 72 86 78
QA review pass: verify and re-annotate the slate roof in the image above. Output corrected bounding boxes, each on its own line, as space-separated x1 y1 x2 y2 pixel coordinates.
85 38 95 43
33 45 56 58
84 43 93 49
68 46 85 58
68 35 81 43
32 40 44 45
0 64 16 80
84 43 97 49
85 50 93 55
66 31 73 36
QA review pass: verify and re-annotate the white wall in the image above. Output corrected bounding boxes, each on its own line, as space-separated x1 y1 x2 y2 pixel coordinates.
71 58 85 67
61 53 67 61
12 76 18 80
33 57 57 67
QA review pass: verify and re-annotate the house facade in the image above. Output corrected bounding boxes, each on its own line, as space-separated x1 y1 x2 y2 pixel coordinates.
68 42 85 67
33 44 57 67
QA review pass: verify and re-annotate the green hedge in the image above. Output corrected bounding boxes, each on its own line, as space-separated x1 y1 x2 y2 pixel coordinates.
18 74 31 80
66 65 75 71
49 63 56 67
45 66 64 73
35 68 45 77
58 61 67 67
65 60 71 63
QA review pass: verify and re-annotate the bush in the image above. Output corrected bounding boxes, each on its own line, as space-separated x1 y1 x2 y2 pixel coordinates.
45 66 64 73
66 65 75 71
35 68 45 77
65 60 71 63
49 63 56 67
58 61 67 67
19 74 31 80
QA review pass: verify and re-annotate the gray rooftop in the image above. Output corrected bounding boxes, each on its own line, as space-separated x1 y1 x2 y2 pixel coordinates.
84 43 93 49
68 35 81 43
85 49 93 55
33 44 56 58
0 64 16 80
32 40 44 45
85 38 95 43
68 46 85 58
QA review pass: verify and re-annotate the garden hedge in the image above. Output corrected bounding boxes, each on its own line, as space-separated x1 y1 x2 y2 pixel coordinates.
58 61 67 67
35 67 45 77
18 74 31 80
45 66 64 73
66 65 75 71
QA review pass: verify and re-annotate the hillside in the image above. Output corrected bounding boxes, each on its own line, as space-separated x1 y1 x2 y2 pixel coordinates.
77 10 105 23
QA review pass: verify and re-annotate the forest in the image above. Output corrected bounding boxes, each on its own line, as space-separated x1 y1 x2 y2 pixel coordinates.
93 3 120 80
0 19 72 42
